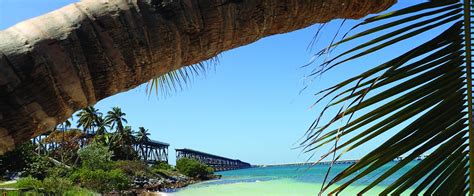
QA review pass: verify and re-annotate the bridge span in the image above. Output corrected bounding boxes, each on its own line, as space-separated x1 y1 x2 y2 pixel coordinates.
176 148 251 171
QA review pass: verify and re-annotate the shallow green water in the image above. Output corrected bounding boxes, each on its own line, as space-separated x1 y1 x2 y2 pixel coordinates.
172 161 420 195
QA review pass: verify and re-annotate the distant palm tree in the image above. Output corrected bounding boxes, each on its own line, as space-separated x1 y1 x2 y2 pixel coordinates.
59 119 72 163
76 106 101 134
110 125 136 160
122 126 135 145
60 119 72 145
105 107 127 133
61 119 72 131
51 119 71 133
136 127 151 160
94 116 108 136
136 127 150 143
92 115 109 145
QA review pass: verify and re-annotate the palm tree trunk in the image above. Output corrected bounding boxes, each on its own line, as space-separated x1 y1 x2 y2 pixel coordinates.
0 0 396 153
141 144 146 161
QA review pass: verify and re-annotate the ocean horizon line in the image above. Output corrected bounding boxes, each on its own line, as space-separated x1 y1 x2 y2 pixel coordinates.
250 155 429 168
251 159 359 168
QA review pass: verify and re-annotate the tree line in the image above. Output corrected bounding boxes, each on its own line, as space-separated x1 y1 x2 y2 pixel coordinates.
42 106 153 164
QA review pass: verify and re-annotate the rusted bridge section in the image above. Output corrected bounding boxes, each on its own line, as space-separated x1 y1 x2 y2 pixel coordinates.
175 148 251 171
134 139 169 163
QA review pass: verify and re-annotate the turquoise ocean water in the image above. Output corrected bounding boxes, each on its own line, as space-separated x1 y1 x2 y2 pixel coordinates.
171 161 420 195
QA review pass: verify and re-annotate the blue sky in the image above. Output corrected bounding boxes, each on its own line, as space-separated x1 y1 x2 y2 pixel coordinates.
1 0 429 165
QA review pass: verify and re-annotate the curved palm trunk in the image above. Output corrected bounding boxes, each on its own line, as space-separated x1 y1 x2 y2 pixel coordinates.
0 0 396 153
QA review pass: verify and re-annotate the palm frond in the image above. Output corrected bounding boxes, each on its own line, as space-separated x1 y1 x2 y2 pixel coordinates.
146 56 219 98
303 0 474 194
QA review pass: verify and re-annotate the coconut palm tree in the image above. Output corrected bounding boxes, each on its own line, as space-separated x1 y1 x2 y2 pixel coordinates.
94 116 108 136
0 0 395 153
51 119 71 133
76 106 101 134
59 119 72 162
105 107 127 133
110 125 136 160
59 119 72 145
122 126 135 145
136 127 150 144
135 127 150 160
300 0 474 194
61 120 72 132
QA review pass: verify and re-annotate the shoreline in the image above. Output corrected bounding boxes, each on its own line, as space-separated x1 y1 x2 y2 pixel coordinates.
135 161 423 195
128 174 221 195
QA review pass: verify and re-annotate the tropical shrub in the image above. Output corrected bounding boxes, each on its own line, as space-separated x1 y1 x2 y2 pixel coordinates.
176 158 214 179
151 162 181 179
70 168 130 193
113 160 150 178
152 162 174 171
74 143 134 193
16 176 43 192
43 177 73 194
106 169 132 191
63 186 96 196
23 156 53 180
77 142 113 170
46 165 72 178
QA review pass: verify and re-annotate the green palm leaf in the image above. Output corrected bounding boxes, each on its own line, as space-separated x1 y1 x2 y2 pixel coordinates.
303 0 474 194
146 56 218 97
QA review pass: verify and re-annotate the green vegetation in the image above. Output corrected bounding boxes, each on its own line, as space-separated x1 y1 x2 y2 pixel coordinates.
153 161 174 171
2 143 133 194
63 187 96 196
0 182 17 188
46 165 72 178
151 162 181 178
69 141 130 193
43 177 73 194
176 158 214 179
114 160 151 178
0 85 180 196
77 142 113 170
0 106 216 194
10 176 95 195
70 168 130 193
16 176 43 192
23 156 54 180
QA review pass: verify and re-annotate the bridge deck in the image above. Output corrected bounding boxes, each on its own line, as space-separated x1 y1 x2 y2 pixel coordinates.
176 148 251 171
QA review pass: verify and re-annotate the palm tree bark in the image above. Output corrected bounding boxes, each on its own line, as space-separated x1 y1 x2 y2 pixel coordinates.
0 0 396 153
